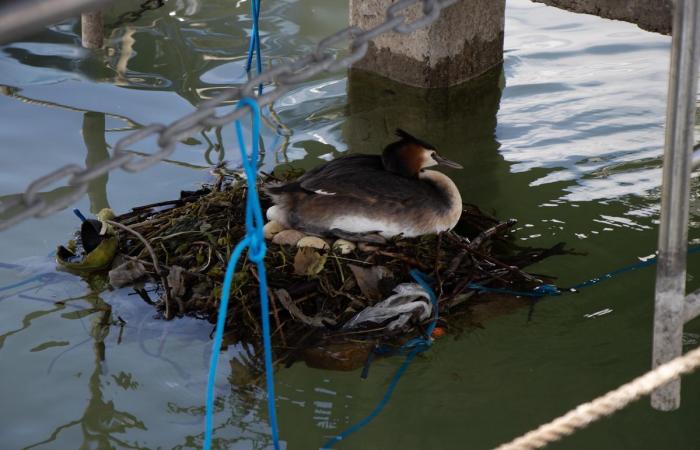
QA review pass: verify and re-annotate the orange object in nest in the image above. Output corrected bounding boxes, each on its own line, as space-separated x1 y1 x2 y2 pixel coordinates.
431 327 446 338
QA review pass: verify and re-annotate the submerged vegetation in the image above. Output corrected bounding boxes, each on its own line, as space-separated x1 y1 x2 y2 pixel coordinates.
58 170 569 370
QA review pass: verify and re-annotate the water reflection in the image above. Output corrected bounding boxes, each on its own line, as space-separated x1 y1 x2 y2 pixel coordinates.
344 66 506 203
2 0 700 449
0 90 114 220
22 289 149 450
82 112 111 213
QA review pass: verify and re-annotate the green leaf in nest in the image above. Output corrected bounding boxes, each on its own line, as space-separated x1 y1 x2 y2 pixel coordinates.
231 271 249 291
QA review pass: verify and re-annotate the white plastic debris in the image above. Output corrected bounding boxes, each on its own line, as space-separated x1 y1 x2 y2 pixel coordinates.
342 283 432 332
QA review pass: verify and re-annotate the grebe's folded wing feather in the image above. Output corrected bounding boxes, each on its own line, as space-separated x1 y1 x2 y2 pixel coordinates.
297 154 383 196
265 155 379 196
299 157 442 206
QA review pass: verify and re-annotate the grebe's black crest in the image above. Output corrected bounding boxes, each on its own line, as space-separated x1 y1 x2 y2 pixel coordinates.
394 128 436 151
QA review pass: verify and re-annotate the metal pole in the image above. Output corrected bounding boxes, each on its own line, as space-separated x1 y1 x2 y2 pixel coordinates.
651 0 700 411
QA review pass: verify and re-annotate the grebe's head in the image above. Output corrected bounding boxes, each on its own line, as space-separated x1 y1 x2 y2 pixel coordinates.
382 129 463 177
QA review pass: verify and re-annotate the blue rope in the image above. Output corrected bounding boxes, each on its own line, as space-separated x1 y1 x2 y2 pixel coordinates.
318 244 700 448
466 282 561 298
320 269 437 449
203 98 280 450
245 0 263 95
72 208 87 223
467 244 700 299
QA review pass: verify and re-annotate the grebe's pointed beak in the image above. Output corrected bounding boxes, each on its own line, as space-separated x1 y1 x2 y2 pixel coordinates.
433 154 463 169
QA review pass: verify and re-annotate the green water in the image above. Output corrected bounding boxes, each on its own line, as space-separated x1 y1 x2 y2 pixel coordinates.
1 0 699 449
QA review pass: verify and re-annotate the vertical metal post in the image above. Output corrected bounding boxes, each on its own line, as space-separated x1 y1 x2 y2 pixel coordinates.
81 9 103 49
651 0 700 411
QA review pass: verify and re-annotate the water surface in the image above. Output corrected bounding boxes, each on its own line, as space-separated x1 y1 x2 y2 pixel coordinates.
1 1 699 449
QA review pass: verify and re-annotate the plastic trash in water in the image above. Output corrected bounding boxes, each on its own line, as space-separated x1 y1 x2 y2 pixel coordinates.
56 210 118 272
342 283 432 332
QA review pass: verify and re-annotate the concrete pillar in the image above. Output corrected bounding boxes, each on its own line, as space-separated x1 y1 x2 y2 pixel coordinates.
81 9 103 49
533 0 673 35
350 0 505 88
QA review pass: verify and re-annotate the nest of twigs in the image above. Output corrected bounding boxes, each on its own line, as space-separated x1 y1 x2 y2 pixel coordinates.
108 172 566 370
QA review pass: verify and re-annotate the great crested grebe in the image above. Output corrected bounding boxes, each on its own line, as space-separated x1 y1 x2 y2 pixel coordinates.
265 129 463 241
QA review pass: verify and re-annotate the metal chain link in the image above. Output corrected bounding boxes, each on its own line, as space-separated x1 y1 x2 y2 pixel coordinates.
112 0 165 28
0 0 458 231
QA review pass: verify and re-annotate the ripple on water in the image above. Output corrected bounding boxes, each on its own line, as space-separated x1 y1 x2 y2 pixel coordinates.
501 0 671 208
2 1 700 449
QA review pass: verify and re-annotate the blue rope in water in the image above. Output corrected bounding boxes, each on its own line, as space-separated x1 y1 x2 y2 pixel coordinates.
245 0 263 95
466 282 561 298
317 244 700 448
203 98 280 450
467 244 700 299
320 269 437 449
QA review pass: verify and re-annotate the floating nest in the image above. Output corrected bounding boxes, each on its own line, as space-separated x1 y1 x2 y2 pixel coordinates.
63 170 569 370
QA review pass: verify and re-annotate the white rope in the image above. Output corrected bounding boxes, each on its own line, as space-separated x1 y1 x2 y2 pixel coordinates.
494 345 700 450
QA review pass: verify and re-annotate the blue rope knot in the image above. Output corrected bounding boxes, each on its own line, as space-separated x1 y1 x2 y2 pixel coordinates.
247 234 266 264
235 99 266 264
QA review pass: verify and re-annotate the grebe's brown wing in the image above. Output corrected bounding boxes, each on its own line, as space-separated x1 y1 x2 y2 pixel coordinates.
299 160 446 208
268 154 381 194
298 155 382 188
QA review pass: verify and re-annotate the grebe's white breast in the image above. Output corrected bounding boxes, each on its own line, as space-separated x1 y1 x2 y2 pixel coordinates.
418 169 463 233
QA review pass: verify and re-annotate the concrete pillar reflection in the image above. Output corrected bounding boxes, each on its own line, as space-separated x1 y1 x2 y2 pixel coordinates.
82 112 111 213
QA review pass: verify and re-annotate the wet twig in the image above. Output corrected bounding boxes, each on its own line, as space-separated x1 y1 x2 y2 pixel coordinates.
469 219 517 250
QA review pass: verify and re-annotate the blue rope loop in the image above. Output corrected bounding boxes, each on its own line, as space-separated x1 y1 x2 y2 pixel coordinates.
204 98 280 450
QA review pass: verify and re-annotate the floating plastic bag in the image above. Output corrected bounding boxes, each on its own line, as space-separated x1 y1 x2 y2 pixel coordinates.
342 283 432 332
